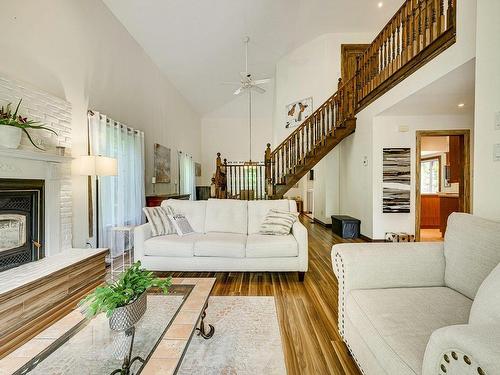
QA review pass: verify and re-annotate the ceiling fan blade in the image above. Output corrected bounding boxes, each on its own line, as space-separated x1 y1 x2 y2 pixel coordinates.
221 81 242 86
253 78 271 85
233 87 244 95
251 85 266 94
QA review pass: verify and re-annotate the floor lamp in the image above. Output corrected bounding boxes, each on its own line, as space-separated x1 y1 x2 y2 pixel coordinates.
73 155 118 248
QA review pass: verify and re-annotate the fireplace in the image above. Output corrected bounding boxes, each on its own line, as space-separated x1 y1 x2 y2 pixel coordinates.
0 179 44 272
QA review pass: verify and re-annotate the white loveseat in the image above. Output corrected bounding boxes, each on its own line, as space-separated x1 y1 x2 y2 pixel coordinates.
135 198 308 278
332 213 500 375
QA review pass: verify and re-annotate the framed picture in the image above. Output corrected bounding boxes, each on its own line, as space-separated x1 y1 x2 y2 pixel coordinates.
382 148 411 213
154 143 171 183
195 162 201 177
286 97 313 129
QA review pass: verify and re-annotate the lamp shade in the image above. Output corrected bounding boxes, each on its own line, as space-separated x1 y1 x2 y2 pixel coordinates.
72 155 118 176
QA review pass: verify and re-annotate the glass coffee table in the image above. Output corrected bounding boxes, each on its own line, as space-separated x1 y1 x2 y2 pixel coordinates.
0 278 215 375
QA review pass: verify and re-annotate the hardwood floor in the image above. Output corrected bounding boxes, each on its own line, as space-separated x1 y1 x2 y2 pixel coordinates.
155 216 364 375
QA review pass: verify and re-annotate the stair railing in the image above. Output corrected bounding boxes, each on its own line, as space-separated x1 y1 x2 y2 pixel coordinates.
265 76 357 196
214 154 267 200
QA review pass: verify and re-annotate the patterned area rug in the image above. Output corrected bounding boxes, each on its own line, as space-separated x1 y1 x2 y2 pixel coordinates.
178 296 286 375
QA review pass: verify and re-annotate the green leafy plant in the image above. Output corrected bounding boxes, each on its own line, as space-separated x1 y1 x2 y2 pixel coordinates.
79 261 172 318
0 99 57 150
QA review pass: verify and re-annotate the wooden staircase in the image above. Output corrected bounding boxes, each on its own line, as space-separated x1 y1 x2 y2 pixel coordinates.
265 77 357 199
216 0 457 200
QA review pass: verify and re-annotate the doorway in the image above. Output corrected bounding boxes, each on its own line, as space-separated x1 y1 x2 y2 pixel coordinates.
415 130 471 241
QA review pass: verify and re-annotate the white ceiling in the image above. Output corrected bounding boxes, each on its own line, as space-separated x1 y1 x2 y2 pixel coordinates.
380 60 476 116
103 0 402 114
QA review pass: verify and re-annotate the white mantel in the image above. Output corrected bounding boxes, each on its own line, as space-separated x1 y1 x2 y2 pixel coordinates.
0 150 73 256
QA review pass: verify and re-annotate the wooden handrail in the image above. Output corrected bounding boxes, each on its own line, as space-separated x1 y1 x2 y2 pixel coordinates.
270 76 357 158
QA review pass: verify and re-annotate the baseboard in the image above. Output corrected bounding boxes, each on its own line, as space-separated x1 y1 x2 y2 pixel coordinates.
313 217 332 228
359 234 385 243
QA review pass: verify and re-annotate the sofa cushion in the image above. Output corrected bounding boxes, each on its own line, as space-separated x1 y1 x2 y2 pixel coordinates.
204 199 247 234
162 200 206 233
194 233 246 258
444 213 500 299
144 234 201 257
469 262 500 325
246 234 298 258
346 287 472 374
247 199 290 234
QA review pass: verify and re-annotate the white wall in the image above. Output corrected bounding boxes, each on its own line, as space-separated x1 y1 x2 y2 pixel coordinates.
339 0 477 237
0 0 201 247
273 32 374 223
200 84 274 185
473 0 500 220
371 114 474 239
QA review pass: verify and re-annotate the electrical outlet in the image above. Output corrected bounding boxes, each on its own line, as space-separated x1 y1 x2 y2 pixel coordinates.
494 144 500 162
495 111 500 131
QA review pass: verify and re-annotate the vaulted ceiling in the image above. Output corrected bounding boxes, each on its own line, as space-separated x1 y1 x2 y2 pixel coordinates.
103 0 401 114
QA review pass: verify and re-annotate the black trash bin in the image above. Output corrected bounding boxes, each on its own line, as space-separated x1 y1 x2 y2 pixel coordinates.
331 215 361 239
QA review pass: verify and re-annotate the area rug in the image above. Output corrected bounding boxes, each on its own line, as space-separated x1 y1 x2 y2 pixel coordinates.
177 296 286 375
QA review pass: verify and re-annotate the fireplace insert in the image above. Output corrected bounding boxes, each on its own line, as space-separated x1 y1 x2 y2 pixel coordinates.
0 179 44 272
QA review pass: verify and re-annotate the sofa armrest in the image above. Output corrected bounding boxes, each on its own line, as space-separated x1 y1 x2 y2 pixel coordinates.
292 221 308 271
422 325 500 375
134 223 152 262
332 242 445 338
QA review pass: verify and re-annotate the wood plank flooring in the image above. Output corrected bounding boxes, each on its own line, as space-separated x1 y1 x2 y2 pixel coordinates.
155 216 363 375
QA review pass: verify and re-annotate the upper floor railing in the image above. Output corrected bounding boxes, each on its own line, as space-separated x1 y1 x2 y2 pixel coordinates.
357 0 456 109
213 154 267 200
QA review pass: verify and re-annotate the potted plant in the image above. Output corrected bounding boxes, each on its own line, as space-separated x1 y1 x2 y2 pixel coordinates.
0 99 57 150
79 261 172 331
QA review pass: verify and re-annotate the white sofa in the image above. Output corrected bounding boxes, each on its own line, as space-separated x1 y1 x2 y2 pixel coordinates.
135 198 308 279
332 213 500 375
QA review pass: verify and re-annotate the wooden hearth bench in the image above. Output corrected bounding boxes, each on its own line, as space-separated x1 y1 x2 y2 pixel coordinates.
0 248 107 358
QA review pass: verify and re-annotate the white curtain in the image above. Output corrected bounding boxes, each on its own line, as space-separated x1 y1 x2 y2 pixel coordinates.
178 151 196 200
89 111 145 249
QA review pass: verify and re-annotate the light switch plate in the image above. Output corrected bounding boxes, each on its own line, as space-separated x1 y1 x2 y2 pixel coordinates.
494 144 500 161
495 112 500 131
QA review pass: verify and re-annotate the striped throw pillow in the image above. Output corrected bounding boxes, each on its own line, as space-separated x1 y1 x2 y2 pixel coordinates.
259 209 298 235
142 206 176 236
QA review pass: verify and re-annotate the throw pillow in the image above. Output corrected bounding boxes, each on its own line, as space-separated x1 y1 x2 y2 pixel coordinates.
168 213 195 236
259 209 298 235
142 206 176 236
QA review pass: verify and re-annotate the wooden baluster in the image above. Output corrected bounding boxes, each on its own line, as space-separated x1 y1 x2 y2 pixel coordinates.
447 0 454 30
401 4 407 66
438 0 444 33
412 0 418 57
281 147 284 181
396 12 401 71
431 0 438 40
301 126 305 162
419 0 425 52
384 29 389 81
425 0 431 47
265 143 271 194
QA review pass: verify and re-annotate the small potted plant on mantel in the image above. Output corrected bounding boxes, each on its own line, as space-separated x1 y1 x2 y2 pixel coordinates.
0 99 57 150
79 261 172 331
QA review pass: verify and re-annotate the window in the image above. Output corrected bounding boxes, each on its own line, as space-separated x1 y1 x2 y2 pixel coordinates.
421 158 440 193
178 151 196 200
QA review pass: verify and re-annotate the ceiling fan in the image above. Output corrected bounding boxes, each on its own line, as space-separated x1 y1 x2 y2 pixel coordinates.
222 36 271 96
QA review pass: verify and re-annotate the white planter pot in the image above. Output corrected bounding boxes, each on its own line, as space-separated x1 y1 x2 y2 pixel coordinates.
0 126 22 149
